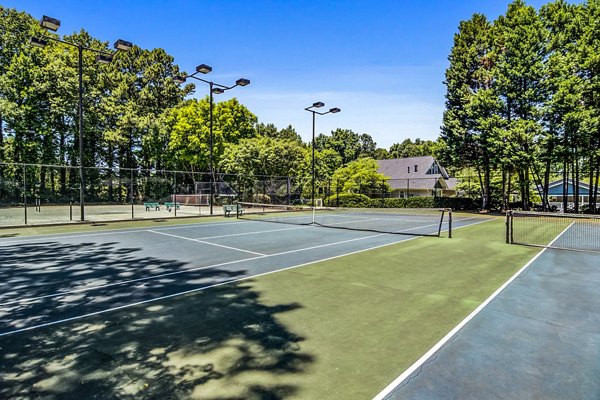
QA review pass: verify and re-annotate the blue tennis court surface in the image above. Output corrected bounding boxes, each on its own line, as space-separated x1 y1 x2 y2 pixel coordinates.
0 215 478 338
552 221 600 253
377 242 600 399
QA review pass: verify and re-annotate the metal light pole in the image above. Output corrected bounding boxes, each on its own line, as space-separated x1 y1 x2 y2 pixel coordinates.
304 102 341 207
174 66 250 215
31 16 132 221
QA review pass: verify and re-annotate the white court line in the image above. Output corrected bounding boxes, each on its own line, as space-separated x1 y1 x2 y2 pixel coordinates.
371 219 569 400
452 218 494 230
147 230 266 256
193 225 310 240
0 233 421 337
1 217 490 337
451 216 481 222
0 220 257 246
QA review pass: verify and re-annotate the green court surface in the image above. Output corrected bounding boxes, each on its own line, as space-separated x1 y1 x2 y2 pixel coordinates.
0 215 539 399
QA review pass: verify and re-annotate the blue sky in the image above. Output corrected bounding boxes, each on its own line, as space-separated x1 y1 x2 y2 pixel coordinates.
8 0 551 148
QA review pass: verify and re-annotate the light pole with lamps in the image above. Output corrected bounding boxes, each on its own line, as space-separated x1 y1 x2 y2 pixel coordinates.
174 65 250 215
304 102 341 208
30 15 132 221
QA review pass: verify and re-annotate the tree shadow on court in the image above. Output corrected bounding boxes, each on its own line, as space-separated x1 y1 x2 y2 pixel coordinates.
0 240 278 330
0 241 312 399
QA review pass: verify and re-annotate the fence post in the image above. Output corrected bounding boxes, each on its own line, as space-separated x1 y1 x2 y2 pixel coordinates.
23 165 27 225
506 210 512 244
174 172 177 217
131 168 134 219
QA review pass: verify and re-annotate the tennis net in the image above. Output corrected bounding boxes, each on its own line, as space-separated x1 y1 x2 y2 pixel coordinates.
508 210 600 253
236 202 451 237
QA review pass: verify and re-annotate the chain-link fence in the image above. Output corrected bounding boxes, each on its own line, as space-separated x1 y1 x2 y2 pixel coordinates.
0 163 314 227
0 162 484 227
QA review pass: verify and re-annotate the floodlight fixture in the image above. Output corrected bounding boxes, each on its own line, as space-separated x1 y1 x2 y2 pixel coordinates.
180 63 250 216
196 64 212 74
40 15 61 31
96 54 113 64
114 39 133 51
305 101 341 208
30 37 48 48
31 13 137 222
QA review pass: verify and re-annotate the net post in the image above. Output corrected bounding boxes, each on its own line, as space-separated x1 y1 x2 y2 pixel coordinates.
437 208 445 237
448 208 452 239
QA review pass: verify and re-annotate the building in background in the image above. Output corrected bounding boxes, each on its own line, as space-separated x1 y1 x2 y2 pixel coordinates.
377 156 457 198
539 179 591 211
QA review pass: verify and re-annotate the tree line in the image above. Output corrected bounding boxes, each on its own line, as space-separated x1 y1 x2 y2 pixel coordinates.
441 0 599 212
3 1 596 211
0 7 435 202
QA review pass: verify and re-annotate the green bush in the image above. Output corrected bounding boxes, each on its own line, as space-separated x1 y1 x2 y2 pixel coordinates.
369 198 407 208
252 193 271 204
325 193 371 208
324 194 477 210
404 196 436 208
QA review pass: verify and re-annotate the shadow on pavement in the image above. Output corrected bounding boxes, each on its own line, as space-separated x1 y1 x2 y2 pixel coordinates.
0 241 312 399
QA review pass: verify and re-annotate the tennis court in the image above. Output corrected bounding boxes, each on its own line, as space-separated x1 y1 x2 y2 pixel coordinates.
0 210 465 338
376 213 600 400
0 209 500 399
2 209 593 399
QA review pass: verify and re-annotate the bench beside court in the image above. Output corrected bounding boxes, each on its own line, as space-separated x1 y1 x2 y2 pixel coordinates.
223 204 244 217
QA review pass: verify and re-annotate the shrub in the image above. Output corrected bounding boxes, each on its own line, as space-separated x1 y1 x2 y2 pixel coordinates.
252 193 271 204
325 193 371 208
370 198 407 208
405 196 436 208
324 194 478 210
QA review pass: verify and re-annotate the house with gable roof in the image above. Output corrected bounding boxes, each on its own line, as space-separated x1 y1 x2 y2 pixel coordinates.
377 156 457 198
538 179 592 211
